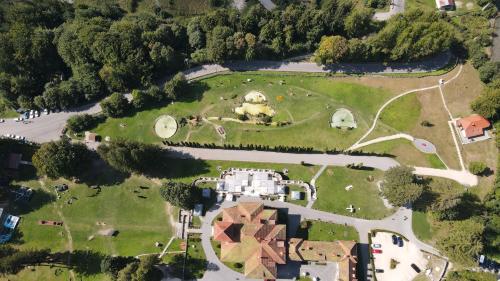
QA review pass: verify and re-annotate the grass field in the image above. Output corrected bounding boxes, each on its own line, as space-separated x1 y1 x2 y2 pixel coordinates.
93 72 393 150
412 211 432 242
379 94 421 132
11 176 172 257
313 167 393 219
307 221 359 241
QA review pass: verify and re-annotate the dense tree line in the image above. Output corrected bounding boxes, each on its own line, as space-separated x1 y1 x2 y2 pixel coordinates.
0 0 463 112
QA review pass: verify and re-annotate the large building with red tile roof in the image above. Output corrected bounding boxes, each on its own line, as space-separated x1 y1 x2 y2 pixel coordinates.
213 202 286 279
456 114 491 139
213 202 359 281
289 238 358 281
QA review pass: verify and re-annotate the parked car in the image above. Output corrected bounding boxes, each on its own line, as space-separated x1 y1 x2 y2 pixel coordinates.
371 244 382 249
411 264 421 273
43 108 49 115
375 269 384 273
0 119 4 123
372 249 382 254
397 236 404 247
391 234 398 245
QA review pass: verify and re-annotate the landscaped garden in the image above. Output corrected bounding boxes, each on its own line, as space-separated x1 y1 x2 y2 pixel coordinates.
313 167 393 219
92 72 393 150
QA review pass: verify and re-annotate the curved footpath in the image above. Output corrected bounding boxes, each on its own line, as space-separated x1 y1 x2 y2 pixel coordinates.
199 198 439 281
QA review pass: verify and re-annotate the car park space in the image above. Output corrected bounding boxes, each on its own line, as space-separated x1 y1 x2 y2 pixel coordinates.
371 232 427 281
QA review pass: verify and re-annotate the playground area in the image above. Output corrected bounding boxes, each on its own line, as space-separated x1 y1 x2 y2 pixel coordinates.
93 72 393 149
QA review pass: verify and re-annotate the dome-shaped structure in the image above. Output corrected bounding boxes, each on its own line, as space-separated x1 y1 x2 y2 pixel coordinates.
330 108 357 129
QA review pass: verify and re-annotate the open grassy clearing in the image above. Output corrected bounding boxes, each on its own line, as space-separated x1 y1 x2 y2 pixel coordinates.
412 211 433 242
11 175 173 257
0 266 110 281
94 72 394 150
313 167 393 219
412 178 468 245
306 221 359 241
357 138 443 167
379 94 421 132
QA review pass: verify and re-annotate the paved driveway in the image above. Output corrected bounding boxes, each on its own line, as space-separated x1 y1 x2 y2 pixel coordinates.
373 0 406 21
372 232 427 281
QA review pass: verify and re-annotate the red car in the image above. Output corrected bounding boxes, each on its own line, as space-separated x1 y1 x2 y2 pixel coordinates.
372 249 383 254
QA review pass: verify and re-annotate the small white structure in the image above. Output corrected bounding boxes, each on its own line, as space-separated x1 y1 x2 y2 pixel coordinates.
436 0 455 10
193 204 203 217
216 168 285 197
345 185 353 191
290 191 302 200
202 188 211 198
346 205 355 213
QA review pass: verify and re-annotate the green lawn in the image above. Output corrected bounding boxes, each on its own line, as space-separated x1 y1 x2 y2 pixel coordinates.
412 211 433 242
307 221 359 241
211 239 244 273
93 72 393 150
287 185 308 207
0 97 17 118
313 167 393 219
379 93 421 133
426 154 447 169
12 176 172 257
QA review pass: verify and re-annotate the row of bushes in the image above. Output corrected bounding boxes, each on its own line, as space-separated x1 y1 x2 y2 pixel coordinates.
162 140 393 157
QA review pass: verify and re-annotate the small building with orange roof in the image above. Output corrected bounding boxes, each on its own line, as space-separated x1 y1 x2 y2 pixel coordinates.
455 114 491 144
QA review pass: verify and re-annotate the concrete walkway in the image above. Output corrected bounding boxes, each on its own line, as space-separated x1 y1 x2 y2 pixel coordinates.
307 165 327 208
373 0 405 21
349 133 414 151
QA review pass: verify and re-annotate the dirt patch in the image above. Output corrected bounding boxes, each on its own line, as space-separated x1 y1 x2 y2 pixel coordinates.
412 89 461 169
466 2 474 9
334 66 462 96
442 63 484 118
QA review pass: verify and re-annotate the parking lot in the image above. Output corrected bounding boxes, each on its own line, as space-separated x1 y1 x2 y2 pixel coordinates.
371 232 428 281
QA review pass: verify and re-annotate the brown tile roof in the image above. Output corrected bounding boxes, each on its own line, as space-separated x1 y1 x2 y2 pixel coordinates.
456 114 490 138
213 221 237 242
289 238 358 281
213 202 286 279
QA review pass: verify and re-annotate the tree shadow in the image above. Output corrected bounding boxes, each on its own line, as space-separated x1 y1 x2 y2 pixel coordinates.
10 186 56 216
151 157 211 180
412 186 438 212
455 192 483 220
78 156 129 186
51 250 107 276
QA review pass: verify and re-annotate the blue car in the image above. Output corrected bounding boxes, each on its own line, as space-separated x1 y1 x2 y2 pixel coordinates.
397 236 404 247
391 235 398 245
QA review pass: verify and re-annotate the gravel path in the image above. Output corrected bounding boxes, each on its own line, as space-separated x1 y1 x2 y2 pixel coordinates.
373 0 406 21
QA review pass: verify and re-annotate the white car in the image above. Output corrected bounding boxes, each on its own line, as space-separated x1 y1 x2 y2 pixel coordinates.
43 109 49 115
371 243 382 249
14 117 23 122
0 119 4 123
35 111 40 117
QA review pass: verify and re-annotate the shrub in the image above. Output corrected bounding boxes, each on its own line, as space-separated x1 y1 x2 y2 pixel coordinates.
469 161 488 175
66 114 101 133
100 93 130 118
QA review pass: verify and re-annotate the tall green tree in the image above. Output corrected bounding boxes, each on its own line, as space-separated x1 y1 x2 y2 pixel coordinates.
160 181 201 210
32 137 92 179
315 35 349 64
436 219 484 266
382 165 423 206
100 93 130 118
96 140 162 174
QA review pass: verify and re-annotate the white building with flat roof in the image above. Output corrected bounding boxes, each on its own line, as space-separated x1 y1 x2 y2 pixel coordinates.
216 168 285 197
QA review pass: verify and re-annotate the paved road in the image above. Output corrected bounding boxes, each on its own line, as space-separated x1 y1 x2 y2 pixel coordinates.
186 52 452 80
492 17 500 62
259 0 276 10
199 198 440 281
166 146 478 186
373 0 406 21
